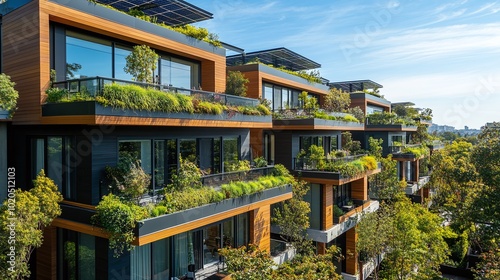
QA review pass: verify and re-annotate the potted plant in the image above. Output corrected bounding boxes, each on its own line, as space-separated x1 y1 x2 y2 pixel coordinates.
0 73 19 119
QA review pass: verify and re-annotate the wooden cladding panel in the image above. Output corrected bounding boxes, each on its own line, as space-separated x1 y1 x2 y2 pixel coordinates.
201 56 226 93
250 205 271 252
36 226 57 280
250 128 264 158
2 1 44 124
350 99 367 114
423 187 430 199
317 242 326 255
322 185 333 230
242 71 262 100
260 72 329 96
413 161 420 182
351 176 368 201
345 227 358 275
51 218 110 239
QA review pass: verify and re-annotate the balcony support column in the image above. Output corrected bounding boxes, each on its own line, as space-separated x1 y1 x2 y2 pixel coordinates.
317 242 327 255
400 161 406 181
250 205 271 252
36 226 57 280
413 159 420 182
351 176 368 201
345 226 359 275
322 184 334 231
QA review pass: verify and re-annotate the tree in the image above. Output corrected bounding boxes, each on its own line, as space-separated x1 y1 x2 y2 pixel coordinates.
341 131 362 155
346 106 365 122
124 45 159 83
357 204 392 280
473 248 500 280
0 73 19 118
219 245 275 280
0 170 63 279
226 71 249 96
323 87 350 112
376 198 450 279
272 180 313 256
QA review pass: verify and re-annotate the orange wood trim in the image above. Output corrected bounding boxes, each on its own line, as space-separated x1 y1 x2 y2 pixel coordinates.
317 242 326 255
61 200 96 211
51 218 110 239
345 227 358 275
41 115 272 128
351 176 368 201
134 192 292 246
95 115 273 128
36 226 57 280
365 127 418 132
322 185 333 230
250 205 271 252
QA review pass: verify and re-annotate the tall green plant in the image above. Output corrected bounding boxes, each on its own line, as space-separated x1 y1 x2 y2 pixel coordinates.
226 71 249 96
124 45 159 83
0 73 19 118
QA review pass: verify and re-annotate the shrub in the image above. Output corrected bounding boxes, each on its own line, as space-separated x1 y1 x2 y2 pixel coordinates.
0 73 18 117
225 160 251 172
253 156 268 167
360 156 378 170
342 114 360 123
45 87 68 103
226 71 249 97
151 205 167 217
256 104 271 115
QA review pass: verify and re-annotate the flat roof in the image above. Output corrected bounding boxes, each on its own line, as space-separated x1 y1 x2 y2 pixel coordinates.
329 80 383 91
391 102 415 107
95 0 213 26
226 47 321 71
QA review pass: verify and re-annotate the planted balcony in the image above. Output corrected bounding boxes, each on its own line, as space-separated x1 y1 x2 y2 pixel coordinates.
42 77 272 127
293 153 380 182
365 112 417 131
91 160 294 256
427 140 445 151
390 143 430 160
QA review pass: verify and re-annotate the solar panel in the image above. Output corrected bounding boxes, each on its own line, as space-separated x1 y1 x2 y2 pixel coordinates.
95 0 213 26
226 47 321 71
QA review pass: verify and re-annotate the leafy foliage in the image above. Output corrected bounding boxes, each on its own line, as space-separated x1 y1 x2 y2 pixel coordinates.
272 180 313 255
366 111 416 126
226 71 249 97
0 171 62 279
253 156 268 168
219 245 275 280
91 194 148 257
0 73 19 117
167 156 202 191
124 45 159 83
323 87 351 112
224 160 251 172
473 248 500 280
342 131 362 155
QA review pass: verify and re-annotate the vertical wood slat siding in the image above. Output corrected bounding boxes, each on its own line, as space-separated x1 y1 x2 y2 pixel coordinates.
36 226 57 280
2 1 45 124
322 184 333 230
242 71 262 100
345 227 358 275
249 129 264 158
250 205 271 252
317 242 326 255
351 176 368 201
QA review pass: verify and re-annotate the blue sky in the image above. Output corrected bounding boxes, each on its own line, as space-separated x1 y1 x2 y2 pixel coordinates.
189 0 500 129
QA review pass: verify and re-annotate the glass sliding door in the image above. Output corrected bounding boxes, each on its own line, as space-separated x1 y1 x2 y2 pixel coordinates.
66 31 112 79
198 138 214 174
152 239 170 280
154 140 166 191
130 244 152 280
114 44 133 81
203 225 220 266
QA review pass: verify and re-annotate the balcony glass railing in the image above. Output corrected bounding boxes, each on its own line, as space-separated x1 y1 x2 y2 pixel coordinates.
51 76 259 107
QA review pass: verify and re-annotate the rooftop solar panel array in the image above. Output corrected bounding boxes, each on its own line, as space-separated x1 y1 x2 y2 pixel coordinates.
95 0 213 26
226 47 321 71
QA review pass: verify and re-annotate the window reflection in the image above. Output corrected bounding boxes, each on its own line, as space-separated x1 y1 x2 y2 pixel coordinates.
114 45 133 81
66 31 112 79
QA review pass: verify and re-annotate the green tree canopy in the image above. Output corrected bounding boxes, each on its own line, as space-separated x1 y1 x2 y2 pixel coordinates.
226 71 249 97
0 170 63 279
124 45 159 83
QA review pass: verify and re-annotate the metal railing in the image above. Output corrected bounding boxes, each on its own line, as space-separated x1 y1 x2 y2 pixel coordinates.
200 166 275 187
389 144 421 154
52 76 259 107
294 154 367 171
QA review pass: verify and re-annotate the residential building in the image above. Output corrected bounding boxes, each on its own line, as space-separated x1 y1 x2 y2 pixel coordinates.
2 0 292 279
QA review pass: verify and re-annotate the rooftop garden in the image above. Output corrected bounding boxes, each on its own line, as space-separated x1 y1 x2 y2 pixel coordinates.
272 91 361 123
92 157 294 257
294 145 378 178
88 1 221 47
390 143 430 158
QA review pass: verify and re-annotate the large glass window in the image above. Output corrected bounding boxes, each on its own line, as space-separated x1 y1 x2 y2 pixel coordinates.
263 84 273 102
273 86 282 110
118 140 152 174
152 239 170 279
131 244 152 279
58 230 96 280
303 184 321 230
31 137 76 200
223 137 239 171
66 31 112 79
334 183 352 207
114 44 133 81
236 213 249 247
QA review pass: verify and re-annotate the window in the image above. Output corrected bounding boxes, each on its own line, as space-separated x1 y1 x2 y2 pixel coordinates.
273 86 282 110
391 135 404 146
367 105 384 114
303 184 321 230
236 213 249 247
66 31 112 79
31 137 76 200
263 84 273 102
58 229 96 280
223 137 239 171
262 83 305 111
330 135 339 152
334 183 352 207
114 44 133 80
118 140 152 174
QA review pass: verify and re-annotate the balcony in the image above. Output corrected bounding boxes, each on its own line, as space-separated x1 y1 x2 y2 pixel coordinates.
365 112 418 131
427 140 445 151
390 144 430 160
405 175 430 195
41 77 272 128
57 166 293 245
293 154 381 184
305 200 380 243
342 253 385 280
272 109 364 130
